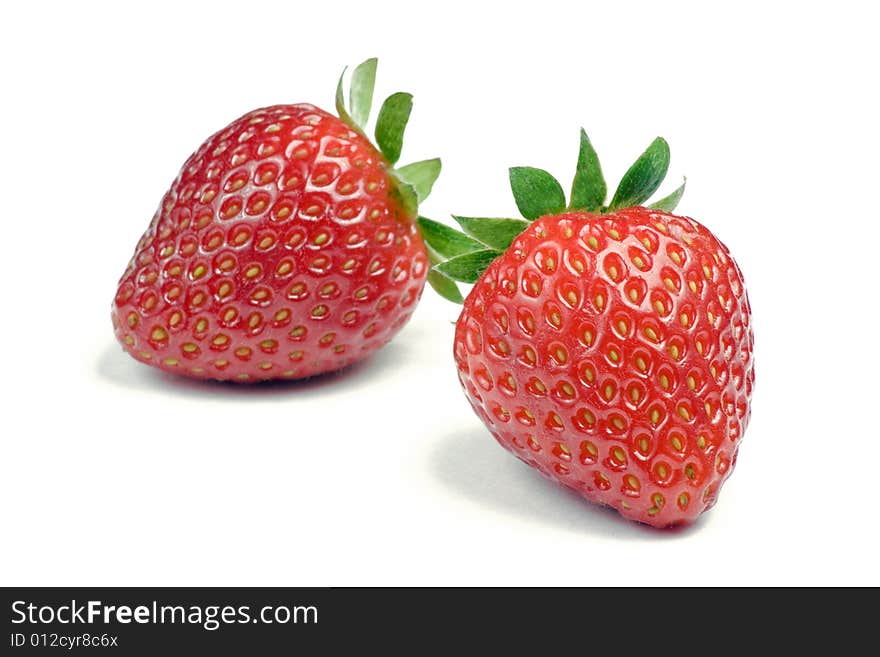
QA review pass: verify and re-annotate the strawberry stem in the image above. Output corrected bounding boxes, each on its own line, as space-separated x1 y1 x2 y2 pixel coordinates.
419 129 687 303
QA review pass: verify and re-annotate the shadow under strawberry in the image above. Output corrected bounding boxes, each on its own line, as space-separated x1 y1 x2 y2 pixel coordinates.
429 427 706 538
95 327 419 400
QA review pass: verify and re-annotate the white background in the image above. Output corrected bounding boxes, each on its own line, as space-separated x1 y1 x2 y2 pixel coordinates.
2 1 878 586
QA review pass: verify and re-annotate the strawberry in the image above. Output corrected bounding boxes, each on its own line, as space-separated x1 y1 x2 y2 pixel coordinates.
112 59 440 381
422 132 754 527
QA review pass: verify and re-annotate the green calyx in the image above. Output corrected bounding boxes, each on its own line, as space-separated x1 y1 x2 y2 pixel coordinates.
420 129 686 303
335 58 441 221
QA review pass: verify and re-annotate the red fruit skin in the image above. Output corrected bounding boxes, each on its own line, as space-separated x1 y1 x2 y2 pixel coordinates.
112 104 428 381
453 208 754 527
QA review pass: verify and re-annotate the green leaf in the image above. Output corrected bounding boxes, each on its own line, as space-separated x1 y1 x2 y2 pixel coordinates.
452 216 528 252
426 268 464 304
417 216 485 259
395 158 441 202
509 167 566 220
349 58 378 129
375 92 413 165
609 137 671 210
570 128 606 212
649 177 687 212
335 67 355 127
391 175 419 219
425 243 444 266
435 250 499 284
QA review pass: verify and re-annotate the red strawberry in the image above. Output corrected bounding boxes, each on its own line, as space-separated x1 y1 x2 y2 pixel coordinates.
112 59 440 381
422 132 754 527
